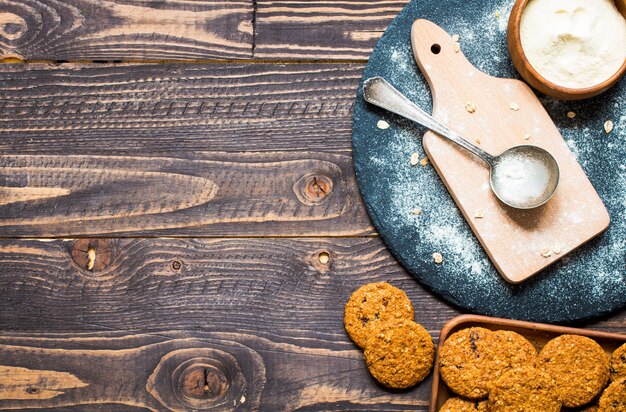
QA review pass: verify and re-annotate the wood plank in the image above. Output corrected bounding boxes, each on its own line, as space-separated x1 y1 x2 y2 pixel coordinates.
0 63 361 154
0 237 456 333
0 152 371 237
0 0 253 61
0 237 455 410
255 0 409 59
0 62 372 237
0 331 431 411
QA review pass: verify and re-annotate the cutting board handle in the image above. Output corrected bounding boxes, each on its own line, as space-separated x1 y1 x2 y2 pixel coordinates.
411 19 485 102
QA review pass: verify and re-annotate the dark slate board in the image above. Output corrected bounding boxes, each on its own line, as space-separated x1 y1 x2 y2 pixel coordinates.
352 0 626 323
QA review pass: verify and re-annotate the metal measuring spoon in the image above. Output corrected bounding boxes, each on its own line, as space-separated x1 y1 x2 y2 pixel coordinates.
363 77 559 209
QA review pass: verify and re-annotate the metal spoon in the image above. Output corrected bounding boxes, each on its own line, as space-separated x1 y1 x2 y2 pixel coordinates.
362 77 559 209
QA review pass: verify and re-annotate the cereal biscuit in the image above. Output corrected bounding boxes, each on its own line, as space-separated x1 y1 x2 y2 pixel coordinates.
493 330 538 374
538 334 609 408
439 327 500 399
364 319 434 388
488 366 561 412
439 397 487 412
609 342 626 382
344 282 414 349
598 378 626 411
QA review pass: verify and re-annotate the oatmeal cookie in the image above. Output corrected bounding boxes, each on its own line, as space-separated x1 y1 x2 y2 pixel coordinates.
439 327 500 399
439 397 487 412
598 378 626 411
364 319 434 388
609 342 626 382
488 366 561 412
344 282 414 349
493 330 538 373
538 334 609 408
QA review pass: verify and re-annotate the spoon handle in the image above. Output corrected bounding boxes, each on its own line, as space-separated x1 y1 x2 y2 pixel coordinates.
363 77 495 165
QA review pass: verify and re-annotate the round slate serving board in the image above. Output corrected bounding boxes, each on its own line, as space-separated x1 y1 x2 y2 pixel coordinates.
352 0 626 323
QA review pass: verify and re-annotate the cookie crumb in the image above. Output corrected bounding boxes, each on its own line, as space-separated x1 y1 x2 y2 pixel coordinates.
474 209 484 218
567 111 576 119
433 252 443 264
604 120 614 134
553 244 561 254
524 134 531 140
509 102 519 111
453 42 461 53
452 34 460 42
411 208 422 215
377 120 390 129
540 248 552 258
420 157 429 167
475 138 481 144
410 153 419 166
465 102 476 113
495 10 500 18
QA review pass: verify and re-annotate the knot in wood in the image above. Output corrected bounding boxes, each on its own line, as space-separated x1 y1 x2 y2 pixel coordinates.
70 239 112 273
179 364 229 402
294 174 334 205
170 260 182 271
306 249 332 275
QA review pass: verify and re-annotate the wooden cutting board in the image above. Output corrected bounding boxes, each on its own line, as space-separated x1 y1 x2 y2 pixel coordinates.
410 19 610 284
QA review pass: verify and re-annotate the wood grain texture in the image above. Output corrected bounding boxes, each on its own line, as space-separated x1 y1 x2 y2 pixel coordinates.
0 0 253 61
0 63 361 154
0 237 458 410
0 152 371 237
255 0 408 59
0 238 624 410
0 62 373 237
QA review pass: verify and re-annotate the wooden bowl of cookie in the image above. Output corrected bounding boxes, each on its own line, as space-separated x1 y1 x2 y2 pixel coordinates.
431 315 626 411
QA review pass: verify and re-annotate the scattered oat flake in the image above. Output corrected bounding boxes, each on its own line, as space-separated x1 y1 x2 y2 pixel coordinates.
524 134 531 140
452 34 460 42
604 120 614 134
509 102 519 111
465 102 476 113
433 252 443 264
420 157 429 166
474 209 484 218
553 244 561 254
540 248 552 258
410 152 419 166
453 42 461 53
377 120 390 129
411 208 422 215
567 111 576 119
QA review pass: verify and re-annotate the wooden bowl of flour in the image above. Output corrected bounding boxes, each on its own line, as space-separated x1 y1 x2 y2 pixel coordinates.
508 0 626 100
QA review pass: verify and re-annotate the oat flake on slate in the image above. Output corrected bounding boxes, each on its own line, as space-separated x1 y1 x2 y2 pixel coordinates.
352 0 625 323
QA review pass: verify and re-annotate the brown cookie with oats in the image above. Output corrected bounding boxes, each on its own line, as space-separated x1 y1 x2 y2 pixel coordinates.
439 397 487 412
488 366 561 412
439 327 500 399
598 378 626 411
493 330 538 374
364 319 434 389
344 282 414 349
538 334 609 408
609 342 626 382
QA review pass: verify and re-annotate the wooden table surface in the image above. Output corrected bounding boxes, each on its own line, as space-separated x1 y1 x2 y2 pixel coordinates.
0 1 624 410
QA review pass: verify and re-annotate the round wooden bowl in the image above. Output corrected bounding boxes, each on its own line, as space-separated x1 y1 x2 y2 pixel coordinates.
507 0 626 100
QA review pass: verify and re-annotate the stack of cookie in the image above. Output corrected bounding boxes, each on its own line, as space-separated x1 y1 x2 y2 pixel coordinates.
438 327 626 411
344 282 435 389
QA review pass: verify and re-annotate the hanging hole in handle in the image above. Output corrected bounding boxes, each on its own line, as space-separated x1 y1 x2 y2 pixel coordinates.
430 44 441 54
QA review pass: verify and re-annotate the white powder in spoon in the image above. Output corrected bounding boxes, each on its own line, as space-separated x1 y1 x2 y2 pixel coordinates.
491 152 554 206
520 0 626 88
